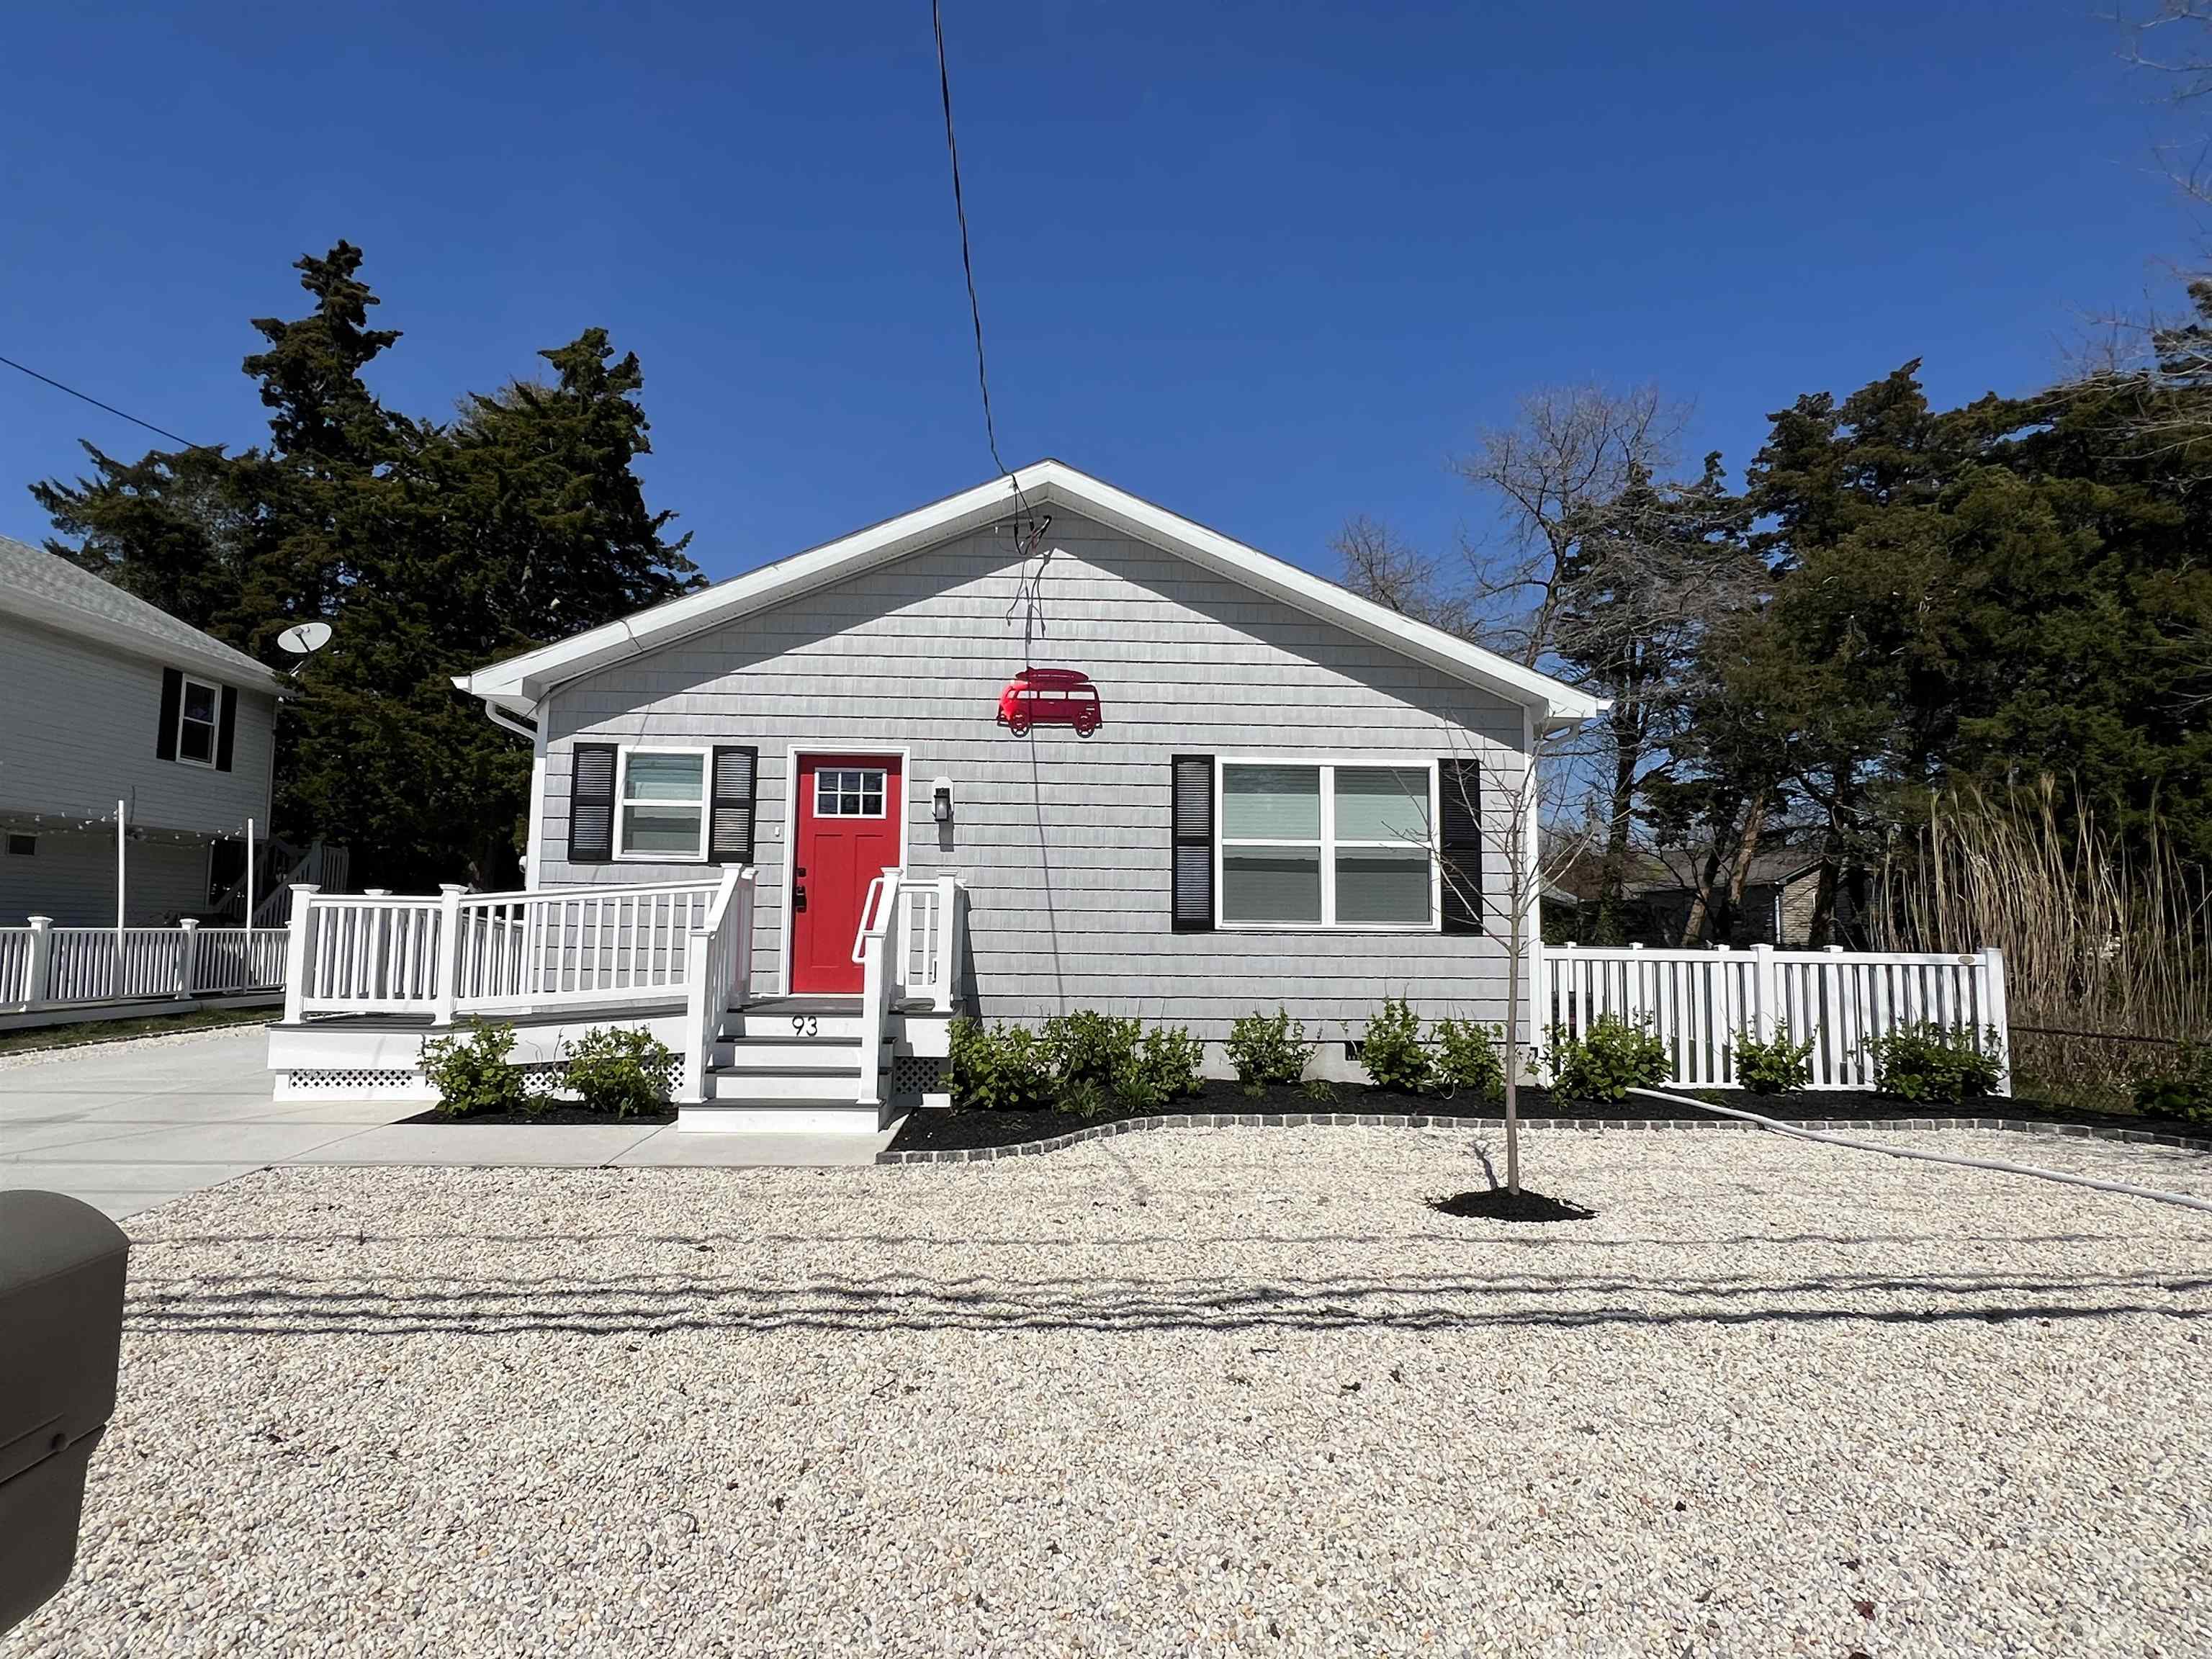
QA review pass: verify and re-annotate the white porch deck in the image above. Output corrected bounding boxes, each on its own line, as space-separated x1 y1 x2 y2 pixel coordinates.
267 869 967 1131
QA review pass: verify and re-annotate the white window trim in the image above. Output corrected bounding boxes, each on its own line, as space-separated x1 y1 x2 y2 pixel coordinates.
613 744 711 862
1215 755 1441 932
176 675 221 770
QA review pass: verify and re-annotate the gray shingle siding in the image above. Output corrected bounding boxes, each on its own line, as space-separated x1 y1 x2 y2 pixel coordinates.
531 511 1534 1048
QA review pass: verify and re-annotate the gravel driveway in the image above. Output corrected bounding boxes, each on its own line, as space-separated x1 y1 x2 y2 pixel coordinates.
6 1125 2208 1658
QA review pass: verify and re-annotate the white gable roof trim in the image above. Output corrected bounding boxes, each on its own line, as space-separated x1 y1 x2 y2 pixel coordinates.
454 461 1605 725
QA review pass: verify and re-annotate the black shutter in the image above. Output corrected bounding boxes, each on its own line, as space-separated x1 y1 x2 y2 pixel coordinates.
1171 754 1215 932
215 685 238 772
707 745 758 865
156 667 182 760
568 743 619 863
1439 757 1483 934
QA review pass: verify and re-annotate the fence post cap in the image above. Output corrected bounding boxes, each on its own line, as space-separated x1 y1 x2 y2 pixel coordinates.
289 883 320 894
437 883 469 896
365 887 391 896
26 915 51 929
177 918 199 931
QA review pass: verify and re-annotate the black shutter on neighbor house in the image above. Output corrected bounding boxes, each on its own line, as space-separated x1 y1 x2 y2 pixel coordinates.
1439 757 1483 934
156 667 183 760
215 686 238 772
707 745 758 865
1171 753 1215 932
568 742 619 863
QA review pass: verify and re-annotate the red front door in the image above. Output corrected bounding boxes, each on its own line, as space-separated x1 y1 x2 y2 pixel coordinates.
790 753 904 994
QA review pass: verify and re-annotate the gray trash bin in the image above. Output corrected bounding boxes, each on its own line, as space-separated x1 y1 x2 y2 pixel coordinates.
0 1190 128 1637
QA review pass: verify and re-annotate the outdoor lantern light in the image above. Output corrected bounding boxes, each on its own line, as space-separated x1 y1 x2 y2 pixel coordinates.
932 778 953 823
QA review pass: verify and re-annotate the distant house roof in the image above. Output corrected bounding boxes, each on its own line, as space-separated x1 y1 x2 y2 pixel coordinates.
1 535 284 691
456 460 1609 729
1627 843 1825 897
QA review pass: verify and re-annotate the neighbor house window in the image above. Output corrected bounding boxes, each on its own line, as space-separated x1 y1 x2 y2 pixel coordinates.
5 834 33 857
1218 760 1436 929
615 747 709 859
176 677 220 766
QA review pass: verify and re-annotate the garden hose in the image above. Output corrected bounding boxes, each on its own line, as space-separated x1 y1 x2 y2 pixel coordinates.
1626 1087 2212 1218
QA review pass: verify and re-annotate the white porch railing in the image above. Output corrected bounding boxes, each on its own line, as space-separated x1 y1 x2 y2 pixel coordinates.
853 868 904 1108
1 920 289 1012
1544 943 2011 1093
892 876 966 1014
680 867 756 1100
284 878 728 1020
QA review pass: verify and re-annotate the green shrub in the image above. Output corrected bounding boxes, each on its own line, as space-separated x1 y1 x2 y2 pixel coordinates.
1062 1077 1115 1120
1866 1022 2006 1104
1137 1025 1207 1104
1226 1007 1313 1089
1546 1015 1671 1103
562 1025 680 1118
1731 1026 1815 1096
947 1017 1056 1112
1431 1016 1505 1100
1300 1074 1340 1106
1359 997 1433 1093
2133 1040 2212 1125
1043 1010 1143 1087
419 1018 529 1118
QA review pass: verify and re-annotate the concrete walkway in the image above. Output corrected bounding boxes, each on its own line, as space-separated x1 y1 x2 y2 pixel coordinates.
0 1026 896 1218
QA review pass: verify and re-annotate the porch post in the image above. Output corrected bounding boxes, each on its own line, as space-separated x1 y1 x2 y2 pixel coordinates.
24 917 53 1010
175 919 200 999
431 884 467 1025
1980 945 2011 1097
282 885 320 1023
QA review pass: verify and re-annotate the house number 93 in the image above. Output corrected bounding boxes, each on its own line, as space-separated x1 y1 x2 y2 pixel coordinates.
791 1015 819 1037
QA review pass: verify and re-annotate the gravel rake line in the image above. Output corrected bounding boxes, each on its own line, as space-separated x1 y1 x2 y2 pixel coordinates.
879 1108 2212 1164
1629 1087 2212 1216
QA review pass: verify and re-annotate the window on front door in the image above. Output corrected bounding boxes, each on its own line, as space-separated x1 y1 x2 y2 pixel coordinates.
813 767 887 817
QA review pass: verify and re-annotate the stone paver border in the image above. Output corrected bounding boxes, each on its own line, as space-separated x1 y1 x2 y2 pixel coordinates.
878 1110 2212 1164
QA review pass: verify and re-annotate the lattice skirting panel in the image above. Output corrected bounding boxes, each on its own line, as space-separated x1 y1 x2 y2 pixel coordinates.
891 1055 945 1101
276 1067 434 1101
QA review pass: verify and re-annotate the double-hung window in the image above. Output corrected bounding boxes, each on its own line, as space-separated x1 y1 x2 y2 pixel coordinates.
616 747 709 860
1217 760 1436 929
176 677 220 767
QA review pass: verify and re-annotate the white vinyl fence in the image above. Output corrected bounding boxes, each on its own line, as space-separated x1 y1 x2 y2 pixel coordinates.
1 921 288 1014
1544 943 2011 1093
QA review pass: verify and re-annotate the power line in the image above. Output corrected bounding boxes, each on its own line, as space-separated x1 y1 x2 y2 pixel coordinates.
931 0 1008 480
0 351 212 451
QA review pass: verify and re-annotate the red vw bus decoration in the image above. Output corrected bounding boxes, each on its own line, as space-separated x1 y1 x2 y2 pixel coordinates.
996 667 1103 736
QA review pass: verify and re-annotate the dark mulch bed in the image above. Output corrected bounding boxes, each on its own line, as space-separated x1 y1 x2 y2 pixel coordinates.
1427 1188 1597 1224
398 1107 677 1126
888 1074 2206 1154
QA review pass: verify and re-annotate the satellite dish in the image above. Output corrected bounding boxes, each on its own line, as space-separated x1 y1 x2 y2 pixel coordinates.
276 621 333 655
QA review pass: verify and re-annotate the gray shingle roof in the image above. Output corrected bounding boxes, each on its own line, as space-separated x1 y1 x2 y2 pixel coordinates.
1 534 281 688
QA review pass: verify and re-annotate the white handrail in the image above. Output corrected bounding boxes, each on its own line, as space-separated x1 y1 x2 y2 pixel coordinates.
852 874 890 965
680 866 755 1100
854 867 903 1107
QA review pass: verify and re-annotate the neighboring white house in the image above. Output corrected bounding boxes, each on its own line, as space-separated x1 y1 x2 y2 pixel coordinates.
0 535 284 927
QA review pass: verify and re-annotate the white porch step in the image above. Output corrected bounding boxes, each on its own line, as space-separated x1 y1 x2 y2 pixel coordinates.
710 1065 882 1103
678 1101 896 1135
729 997 868 1042
718 1035 866 1069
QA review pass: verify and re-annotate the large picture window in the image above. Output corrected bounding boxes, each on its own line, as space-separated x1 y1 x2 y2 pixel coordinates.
616 747 709 859
1217 759 1436 929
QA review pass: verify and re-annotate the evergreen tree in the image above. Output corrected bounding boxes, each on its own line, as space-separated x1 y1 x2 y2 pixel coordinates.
30 243 701 891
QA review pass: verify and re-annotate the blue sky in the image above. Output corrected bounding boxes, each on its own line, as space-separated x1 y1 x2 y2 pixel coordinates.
0 1 2198 585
